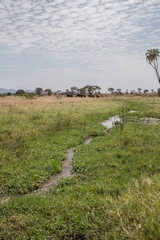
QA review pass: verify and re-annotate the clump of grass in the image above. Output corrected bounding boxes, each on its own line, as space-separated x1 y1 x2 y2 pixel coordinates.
105 175 160 239
45 112 73 132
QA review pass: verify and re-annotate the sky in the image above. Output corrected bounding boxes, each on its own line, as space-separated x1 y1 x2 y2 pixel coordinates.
0 0 160 93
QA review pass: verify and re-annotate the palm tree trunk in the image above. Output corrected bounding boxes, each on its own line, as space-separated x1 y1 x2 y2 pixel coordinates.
155 69 160 83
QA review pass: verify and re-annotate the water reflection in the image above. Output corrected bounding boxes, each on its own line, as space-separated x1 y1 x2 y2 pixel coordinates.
102 115 122 129
102 112 160 130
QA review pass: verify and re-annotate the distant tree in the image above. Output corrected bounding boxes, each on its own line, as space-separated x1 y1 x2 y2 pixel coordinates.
79 87 86 95
44 89 52 96
55 90 62 95
143 89 149 94
137 88 142 94
35 87 43 96
116 89 122 95
70 86 78 94
108 88 114 94
83 85 101 96
65 89 73 97
146 49 160 83
16 89 25 96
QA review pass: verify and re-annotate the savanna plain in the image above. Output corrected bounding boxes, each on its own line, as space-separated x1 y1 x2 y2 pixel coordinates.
0 95 160 239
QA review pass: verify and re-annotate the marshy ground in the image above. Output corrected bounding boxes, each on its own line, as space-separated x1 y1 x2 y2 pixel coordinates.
0 95 160 239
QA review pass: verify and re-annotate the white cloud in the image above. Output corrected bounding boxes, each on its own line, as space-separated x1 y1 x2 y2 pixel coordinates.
0 0 160 91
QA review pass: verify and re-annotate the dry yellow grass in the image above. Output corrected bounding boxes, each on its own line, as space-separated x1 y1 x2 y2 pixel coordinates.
1 95 160 113
0 95 95 111
0 95 120 113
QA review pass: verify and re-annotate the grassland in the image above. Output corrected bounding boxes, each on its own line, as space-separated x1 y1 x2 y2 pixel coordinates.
0 95 160 239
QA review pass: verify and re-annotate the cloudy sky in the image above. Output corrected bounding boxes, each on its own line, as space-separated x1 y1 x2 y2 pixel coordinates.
0 0 160 93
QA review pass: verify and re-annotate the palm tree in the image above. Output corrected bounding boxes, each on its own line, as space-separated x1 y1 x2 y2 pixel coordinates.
146 49 160 83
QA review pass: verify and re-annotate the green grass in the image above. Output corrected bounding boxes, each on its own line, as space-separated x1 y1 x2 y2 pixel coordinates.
0 97 160 239
0 108 104 195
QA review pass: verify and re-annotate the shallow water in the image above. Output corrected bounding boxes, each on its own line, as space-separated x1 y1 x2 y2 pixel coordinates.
143 117 160 124
102 115 122 129
102 112 160 128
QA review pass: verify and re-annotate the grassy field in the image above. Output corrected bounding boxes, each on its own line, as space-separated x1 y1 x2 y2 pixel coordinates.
0 95 160 239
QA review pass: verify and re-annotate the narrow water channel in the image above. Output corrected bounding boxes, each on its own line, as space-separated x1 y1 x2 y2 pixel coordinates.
1 112 160 204
38 148 74 193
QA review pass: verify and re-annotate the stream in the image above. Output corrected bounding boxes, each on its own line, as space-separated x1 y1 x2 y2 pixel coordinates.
1 112 160 204
0 139 92 204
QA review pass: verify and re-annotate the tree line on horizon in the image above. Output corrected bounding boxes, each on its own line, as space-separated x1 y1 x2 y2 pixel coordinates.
1 85 160 98
0 49 159 98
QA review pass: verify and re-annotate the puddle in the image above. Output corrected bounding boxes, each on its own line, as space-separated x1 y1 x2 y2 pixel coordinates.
102 111 160 129
142 117 160 124
127 110 137 113
102 115 122 129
